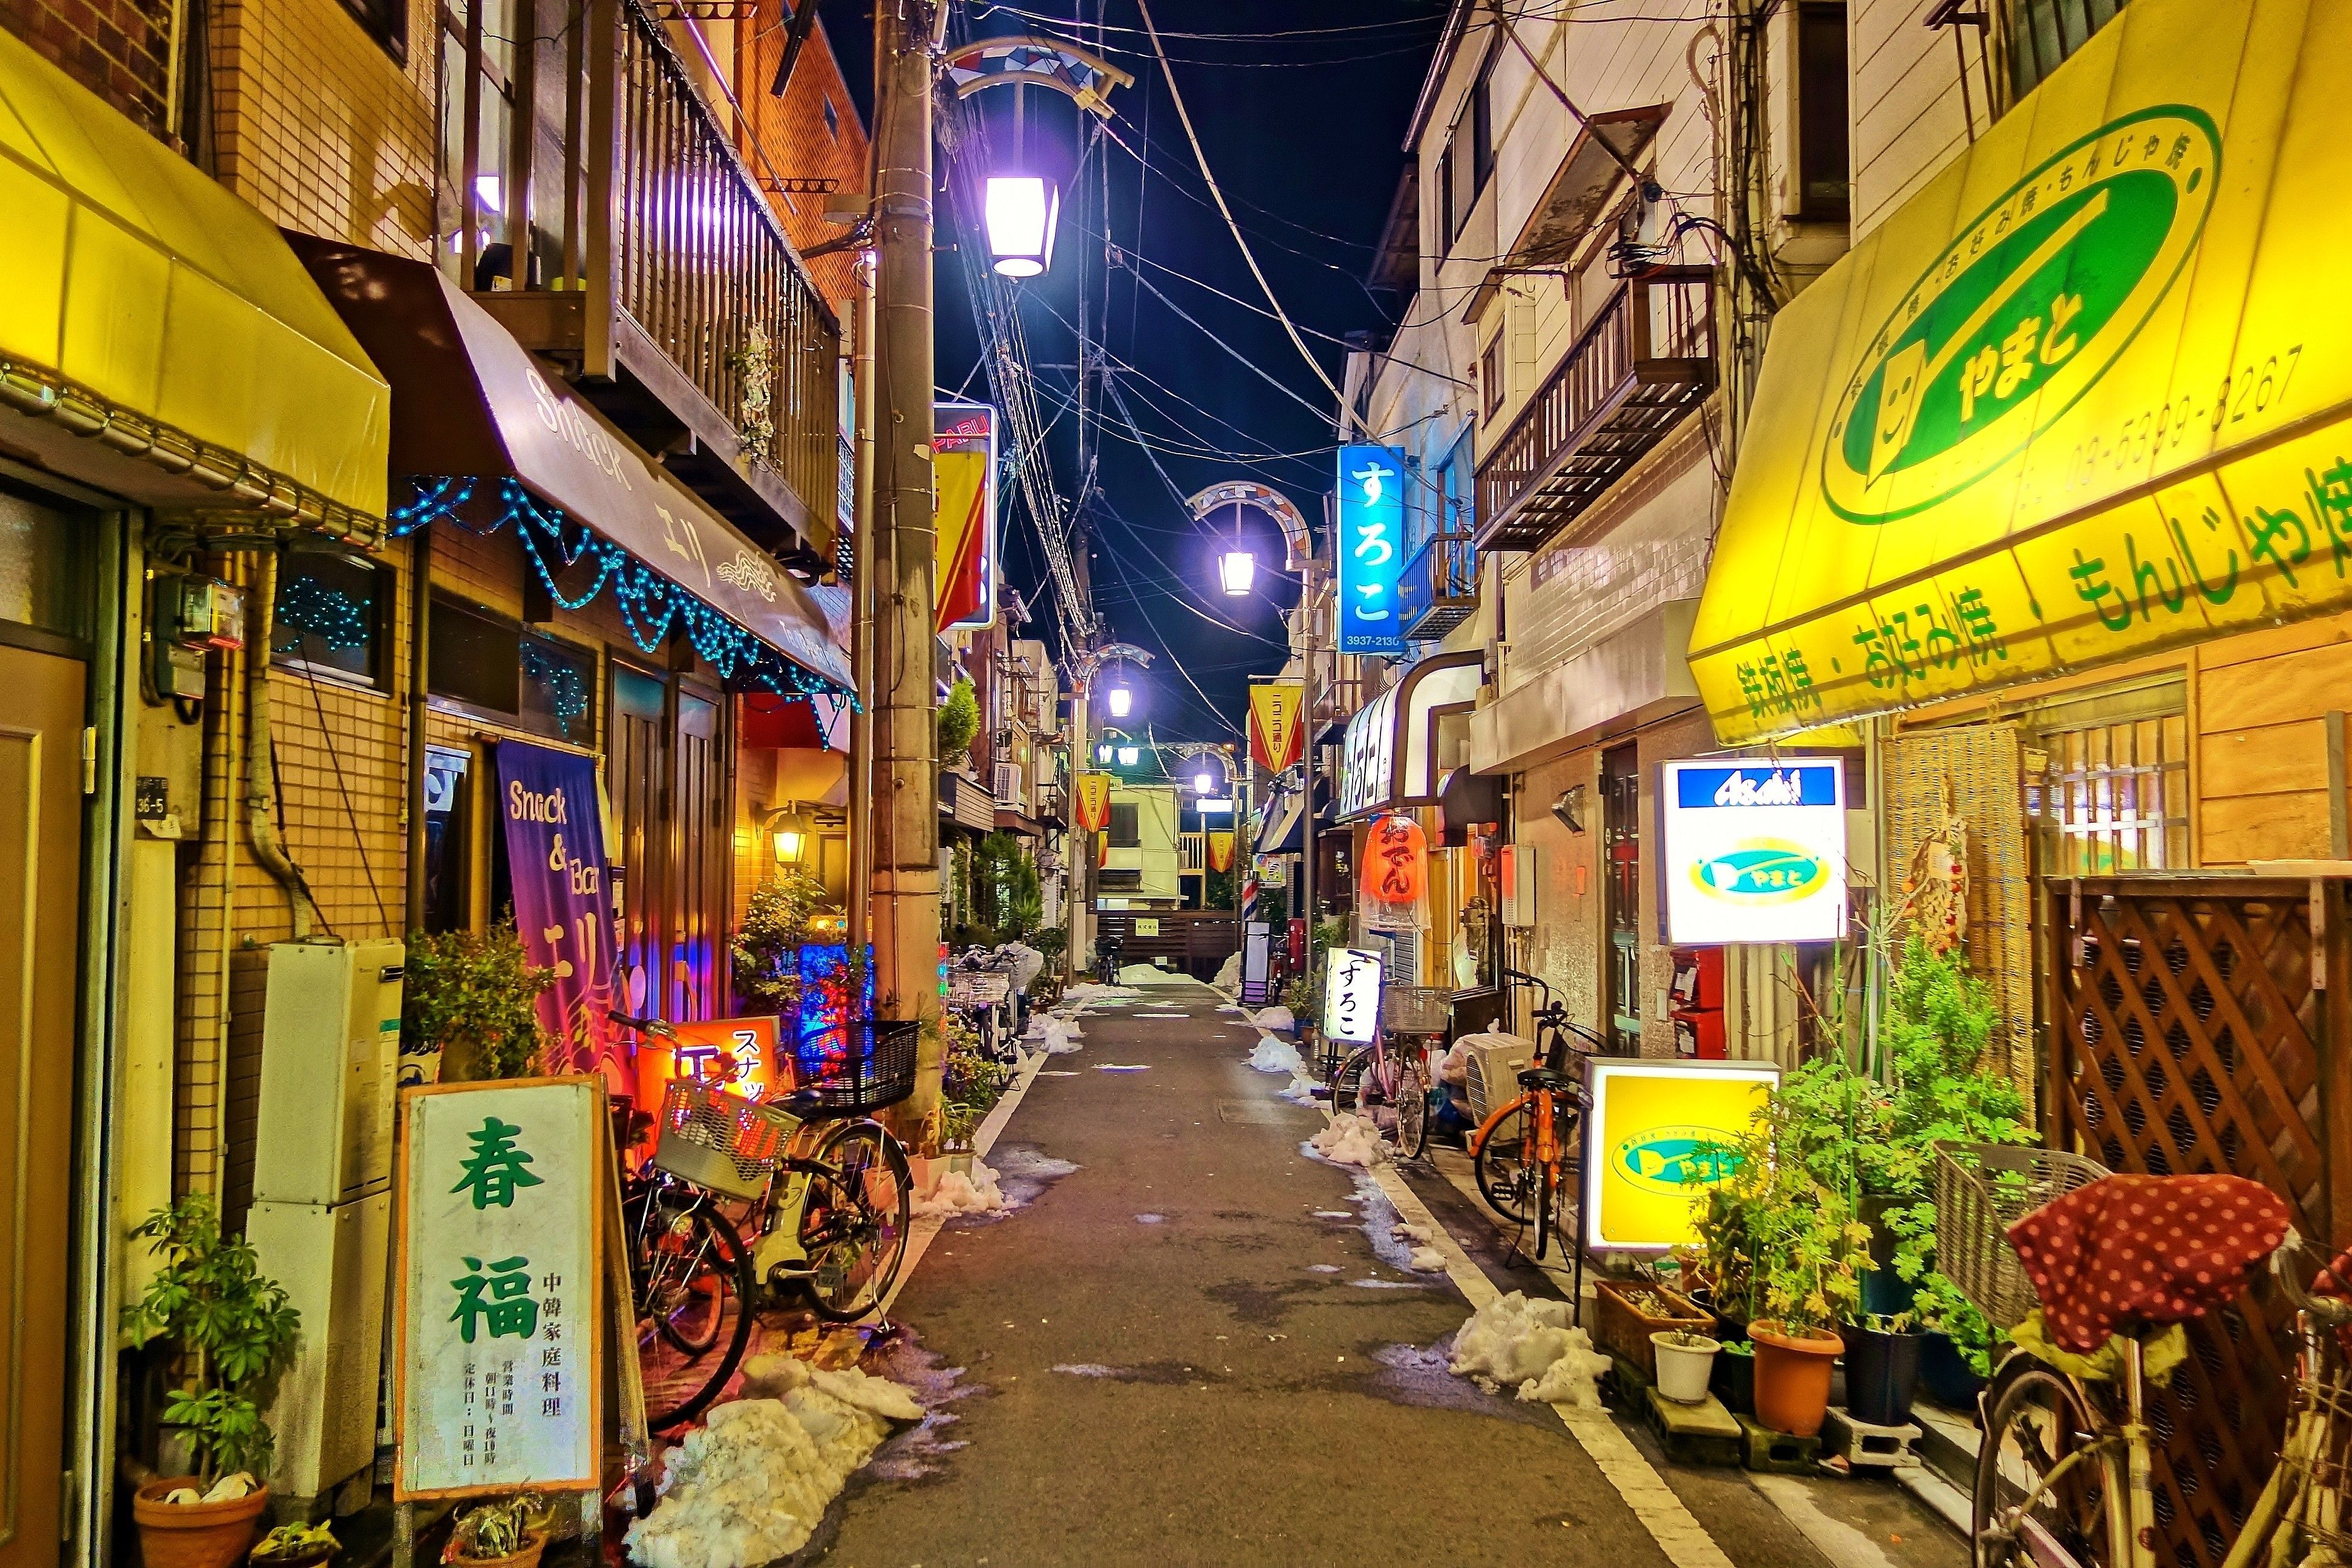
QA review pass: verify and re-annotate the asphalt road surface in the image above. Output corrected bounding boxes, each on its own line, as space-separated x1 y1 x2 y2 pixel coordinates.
805 981 1964 1568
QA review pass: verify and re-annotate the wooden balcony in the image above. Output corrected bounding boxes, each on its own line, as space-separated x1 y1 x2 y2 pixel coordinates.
1474 268 1713 552
456 0 840 553
1397 531 1478 640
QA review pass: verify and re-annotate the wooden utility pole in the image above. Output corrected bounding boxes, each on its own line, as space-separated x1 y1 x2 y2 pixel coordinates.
871 0 944 1112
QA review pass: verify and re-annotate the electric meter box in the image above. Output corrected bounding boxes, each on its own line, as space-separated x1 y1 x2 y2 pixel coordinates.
251 938 406 1207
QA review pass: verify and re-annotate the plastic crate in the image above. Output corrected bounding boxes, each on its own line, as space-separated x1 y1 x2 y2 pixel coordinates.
650 1080 789 1201
796 1019 920 1116
1933 1140 2109 1329
1462 1032 1538 1126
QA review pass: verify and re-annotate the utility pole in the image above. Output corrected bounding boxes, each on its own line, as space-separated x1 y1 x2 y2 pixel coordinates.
871 0 944 1114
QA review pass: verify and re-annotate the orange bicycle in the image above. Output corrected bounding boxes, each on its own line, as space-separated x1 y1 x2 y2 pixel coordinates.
1468 970 1602 1263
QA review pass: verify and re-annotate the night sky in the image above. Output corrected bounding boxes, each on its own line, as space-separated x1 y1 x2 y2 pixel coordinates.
821 0 1446 744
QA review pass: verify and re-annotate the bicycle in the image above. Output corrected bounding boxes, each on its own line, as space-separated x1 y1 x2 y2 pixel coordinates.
1942 1143 2352 1568
1466 969 1603 1264
614 1011 917 1430
1326 990 1447 1160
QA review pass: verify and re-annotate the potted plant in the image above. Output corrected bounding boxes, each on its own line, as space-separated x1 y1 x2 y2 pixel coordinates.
123 1195 301 1568
1592 1279 1714 1382
1912 1269 2000 1407
1650 1328 1720 1404
442 1492 549 1568
402 926 554 1080
252 1521 338 1567
1842 1311 1930 1426
1711 1339 1757 1416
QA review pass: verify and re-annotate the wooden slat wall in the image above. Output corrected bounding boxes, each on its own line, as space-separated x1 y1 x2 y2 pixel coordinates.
2196 612 2352 864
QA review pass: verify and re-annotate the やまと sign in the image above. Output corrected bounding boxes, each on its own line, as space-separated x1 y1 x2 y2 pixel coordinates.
1659 759 1847 946
1583 1059 1780 1253
396 1078 603 1498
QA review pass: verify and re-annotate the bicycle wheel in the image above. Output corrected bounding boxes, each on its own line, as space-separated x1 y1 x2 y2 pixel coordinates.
801 1120 915 1322
628 1194 756 1431
1471 1099 1537 1223
1974 1357 2120 1568
1393 1057 1429 1160
1330 1047 1374 1116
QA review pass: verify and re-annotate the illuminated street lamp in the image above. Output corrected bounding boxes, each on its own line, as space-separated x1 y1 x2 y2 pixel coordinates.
1106 680 1134 719
1117 745 1140 767
1217 541 1256 596
766 803 811 864
984 174 1059 278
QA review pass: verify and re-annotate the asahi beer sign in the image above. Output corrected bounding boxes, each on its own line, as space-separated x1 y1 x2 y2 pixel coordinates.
1659 759 1847 945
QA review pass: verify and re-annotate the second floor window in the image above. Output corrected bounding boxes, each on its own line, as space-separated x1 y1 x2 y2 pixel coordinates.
2006 0 2127 101
1480 336 1505 421
1109 802 1141 849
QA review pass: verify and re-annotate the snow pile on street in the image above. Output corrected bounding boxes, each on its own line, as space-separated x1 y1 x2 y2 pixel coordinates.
1307 1113 1387 1168
1060 982 1140 1007
1118 962 1187 985
1254 1005 1296 1032
1278 1073 1322 1106
912 1160 1008 1218
1247 1034 1305 1075
1446 1292 1609 1410
1025 1014 1082 1054
624 1359 924 1568
1210 952 1241 993
1407 1246 1447 1272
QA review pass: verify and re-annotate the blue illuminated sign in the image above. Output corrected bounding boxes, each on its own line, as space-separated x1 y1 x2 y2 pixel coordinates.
1335 443 1407 656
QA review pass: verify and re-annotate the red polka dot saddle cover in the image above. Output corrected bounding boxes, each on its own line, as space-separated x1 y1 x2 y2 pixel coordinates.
2005 1173 2292 1354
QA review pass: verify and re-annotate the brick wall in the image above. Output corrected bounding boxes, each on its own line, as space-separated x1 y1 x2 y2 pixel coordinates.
207 0 437 256
737 2 868 307
1 0 172 132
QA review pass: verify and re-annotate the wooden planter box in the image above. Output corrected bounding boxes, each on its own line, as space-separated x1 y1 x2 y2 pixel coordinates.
1592 1280 1714 1382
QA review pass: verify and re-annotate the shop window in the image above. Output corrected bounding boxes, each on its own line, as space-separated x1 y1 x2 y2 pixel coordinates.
338 0 408 64
519 632 598 744
0 485 92 647
421 744 473 933
2004 0 2128 102
273 550 390 687
2023 679 2189 874
1108 802 1141 849
428 595 523 714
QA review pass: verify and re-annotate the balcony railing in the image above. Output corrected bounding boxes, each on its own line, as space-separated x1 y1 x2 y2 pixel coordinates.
456 0 839 546
1474 267 1714 552
1180 832 1206 874
1397 531 1478 640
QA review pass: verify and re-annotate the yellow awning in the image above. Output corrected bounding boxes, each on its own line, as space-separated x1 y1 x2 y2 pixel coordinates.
0 27 387 531
1691 0 2352 744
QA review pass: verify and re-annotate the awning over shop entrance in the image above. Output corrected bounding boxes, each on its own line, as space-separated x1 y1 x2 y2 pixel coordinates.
292 238 852 693
0 28 388 532
1690 0 2352 745
1336 651 1483 820
1254 776 1332 857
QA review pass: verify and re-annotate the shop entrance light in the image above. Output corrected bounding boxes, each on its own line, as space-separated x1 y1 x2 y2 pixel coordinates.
766 803 811 863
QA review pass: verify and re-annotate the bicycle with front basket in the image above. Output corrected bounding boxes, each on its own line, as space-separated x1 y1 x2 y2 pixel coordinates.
1943 1142 2352 1568
1327 984 1451 1160
1465 969 1604 1264
613 1011 916 1429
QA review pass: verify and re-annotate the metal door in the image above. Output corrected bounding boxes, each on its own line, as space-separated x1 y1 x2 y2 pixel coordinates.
0 642 82 1567
1601 745 1642 1051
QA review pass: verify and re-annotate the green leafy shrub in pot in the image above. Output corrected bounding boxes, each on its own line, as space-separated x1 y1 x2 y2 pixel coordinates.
403 925 554 1080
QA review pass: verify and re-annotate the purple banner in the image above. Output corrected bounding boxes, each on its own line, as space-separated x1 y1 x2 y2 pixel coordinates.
494 740 619 1083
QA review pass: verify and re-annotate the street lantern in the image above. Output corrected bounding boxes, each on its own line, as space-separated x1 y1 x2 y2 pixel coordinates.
1106 681 1134 719
766 803 811 864
1095 741 1116 763
983 174 1059 278
1116 745 1140 767
1217 543 1256 596
1194 768 1216 793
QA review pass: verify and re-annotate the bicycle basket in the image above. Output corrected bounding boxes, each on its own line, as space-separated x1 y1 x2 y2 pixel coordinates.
1382 985 1451 1036
650 1080 791 1200
1933 1140 2111 1329
792 1019 920 1116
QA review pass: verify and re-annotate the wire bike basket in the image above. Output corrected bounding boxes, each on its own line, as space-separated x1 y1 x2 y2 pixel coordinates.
1933 1140 2110 1330
793 1018 920 1116
650 1080 791 1201
1382 985 1452 1036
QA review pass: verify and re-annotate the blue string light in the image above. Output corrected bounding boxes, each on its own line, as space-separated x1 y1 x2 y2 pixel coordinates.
389 475 853 704
273 574 371 652
521 640 590 737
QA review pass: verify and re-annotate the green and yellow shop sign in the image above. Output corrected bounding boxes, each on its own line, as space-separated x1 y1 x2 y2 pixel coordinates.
1583 1060 1780 1253
1691 0 2352 743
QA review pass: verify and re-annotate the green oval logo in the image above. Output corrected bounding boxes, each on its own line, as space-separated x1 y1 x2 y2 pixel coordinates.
1823 107 2220 523
1690 844 1826 902
1612 1127 1746 1195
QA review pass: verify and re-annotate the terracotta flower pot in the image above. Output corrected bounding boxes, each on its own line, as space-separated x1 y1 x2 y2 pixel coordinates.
131 1478 270 1568
1749 1321 1843 1438
451 1529 549 1568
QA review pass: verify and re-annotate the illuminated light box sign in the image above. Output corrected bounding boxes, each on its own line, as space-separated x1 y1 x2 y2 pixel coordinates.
1334 444 1406 657
1584 1059 1780 1253
1659 759 1847 945
1322 947 1384 1046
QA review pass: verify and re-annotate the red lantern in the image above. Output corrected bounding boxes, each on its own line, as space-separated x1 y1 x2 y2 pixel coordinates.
1360 814 1427 906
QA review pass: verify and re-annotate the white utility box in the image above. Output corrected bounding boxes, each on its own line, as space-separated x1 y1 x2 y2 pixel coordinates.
249 1192 390 1506
252 938 405 1205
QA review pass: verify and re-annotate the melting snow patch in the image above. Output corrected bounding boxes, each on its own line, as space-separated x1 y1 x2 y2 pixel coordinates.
1307 1263 1342 1273
1060 983 1140 1007
989 1145 1080 1209
1311 1210 1354 1219
1133 1012 1189 1019
1350 1278 1431 1290
1118 963 1189 986
1134 1213 1165 1224
1277 1074 1323 1106
1050 1363 1128 1379
624 1359 923 1568
911 1161 1009 1219
1094 1063 1151 1072
1253 1005 1296 1032
1210 951 1242 992
1247 1036 1305 1075
1031 1016 1084 1054
1446 1292 1609 1410
1406 1246 1447 1273
1305 1114 1386 1169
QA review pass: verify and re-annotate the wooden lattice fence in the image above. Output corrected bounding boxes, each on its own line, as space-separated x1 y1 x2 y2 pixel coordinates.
2046 875 2352 1568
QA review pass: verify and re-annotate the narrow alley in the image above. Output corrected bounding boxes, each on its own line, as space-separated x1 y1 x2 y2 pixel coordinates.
814 984 1962 1568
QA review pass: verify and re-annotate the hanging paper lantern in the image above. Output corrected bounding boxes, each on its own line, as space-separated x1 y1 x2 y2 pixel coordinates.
1360 813 1428 906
